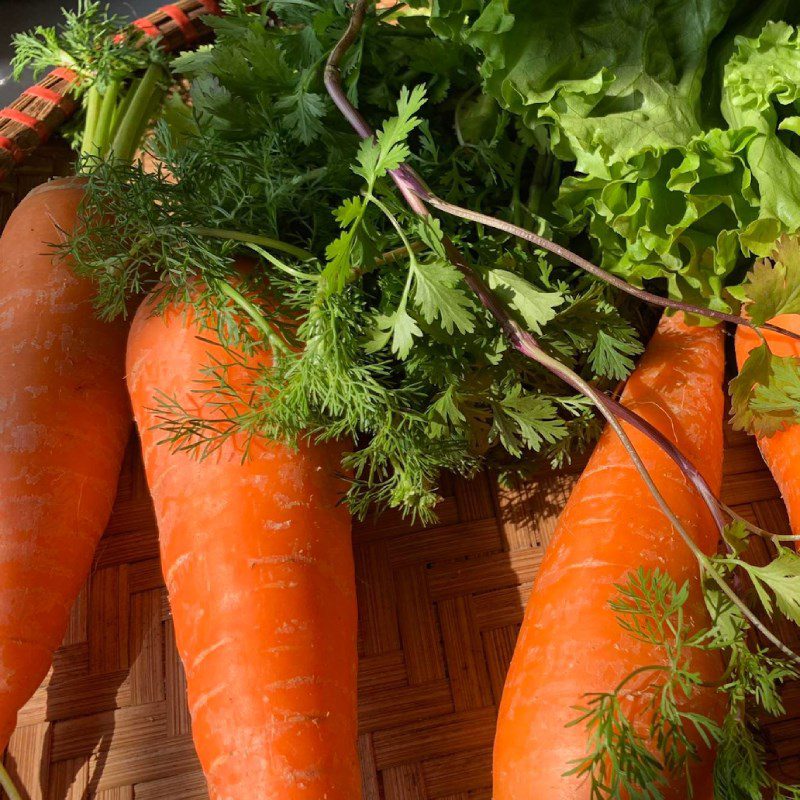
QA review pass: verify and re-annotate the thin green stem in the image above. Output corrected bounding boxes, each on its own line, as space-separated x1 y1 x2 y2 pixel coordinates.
214 280 290 357
613 664 672 695
370 194 417 262
721 502 800 547
511 144 528 228
109 63 165 165
527 149 551 218
370 194 419 312
79 85 101 162
189 227 316 262
0 762 22 800
245 243 318 282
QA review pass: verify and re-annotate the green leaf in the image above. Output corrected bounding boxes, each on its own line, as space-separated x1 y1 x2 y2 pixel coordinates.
415 216 447 258
335 196 366 227
456 0 734 174
496 387 567 455
389 306 423 360
366 307 422 360
713 711 772 799
412 258 475 334
702 570 746 649
730 343 800 436
488 269 563 334
742 237 800 325
722 519 751 558
588 329 644 381
275 79 326 144
353 84 427 183
740 547 800 625
427 385 467 438
322 227 358 295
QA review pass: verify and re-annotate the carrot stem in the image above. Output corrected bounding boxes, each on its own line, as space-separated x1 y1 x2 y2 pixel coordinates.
92 79 121 160
109 63 165 165
189 227 316 262
107 76 139 144
79 85 101 163
0 761 22 800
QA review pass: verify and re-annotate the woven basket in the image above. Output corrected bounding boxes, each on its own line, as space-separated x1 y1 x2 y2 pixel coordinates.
2 3 800 798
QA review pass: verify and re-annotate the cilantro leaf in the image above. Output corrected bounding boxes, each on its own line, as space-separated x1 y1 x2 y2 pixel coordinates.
742 237 800 325
323 226 359 295
353 84 427 184
275 79 327 144
412 258 475 334
589 329 644 381
722 519 751 558
488 269 563 334
739 547 800 626
493 387 567 456
366 307 422 360
730 343 800 436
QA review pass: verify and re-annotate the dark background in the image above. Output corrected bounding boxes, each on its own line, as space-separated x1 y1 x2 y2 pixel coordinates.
0 0 153 104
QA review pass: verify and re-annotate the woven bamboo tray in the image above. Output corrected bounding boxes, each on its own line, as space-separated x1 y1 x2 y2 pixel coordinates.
2 3 800 799
1 375 798 800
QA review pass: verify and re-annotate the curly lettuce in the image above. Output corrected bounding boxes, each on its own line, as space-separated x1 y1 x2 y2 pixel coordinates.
433 2 800 308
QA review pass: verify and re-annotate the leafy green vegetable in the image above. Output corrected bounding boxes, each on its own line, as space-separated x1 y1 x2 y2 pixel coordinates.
12 1 170 164
433 3 800 309
12 0 155 91
742 236 800 323
722 21 800 231
487 269 563 334
43 2 800 793
67 2 649 519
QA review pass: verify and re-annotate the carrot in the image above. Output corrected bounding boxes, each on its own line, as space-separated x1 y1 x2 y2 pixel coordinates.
736 314 800 536
0 177 130 746
126 286 360 799
493 313 727 799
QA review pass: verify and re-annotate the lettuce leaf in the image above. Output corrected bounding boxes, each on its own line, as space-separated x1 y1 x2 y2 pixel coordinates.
440 0 736 174
434 3 800 308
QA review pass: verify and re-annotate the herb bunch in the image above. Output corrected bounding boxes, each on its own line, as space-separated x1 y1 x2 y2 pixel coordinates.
66 1 647 519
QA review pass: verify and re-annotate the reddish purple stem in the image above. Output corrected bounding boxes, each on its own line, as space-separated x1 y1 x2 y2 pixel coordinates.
323 0 730 541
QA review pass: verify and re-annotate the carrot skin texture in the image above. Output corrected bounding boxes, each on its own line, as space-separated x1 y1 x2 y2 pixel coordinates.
127 293 360 800
736 314 800 536
493 315 726 800
0 177 130 746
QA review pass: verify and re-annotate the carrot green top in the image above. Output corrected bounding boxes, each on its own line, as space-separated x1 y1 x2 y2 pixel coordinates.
12 0 170 168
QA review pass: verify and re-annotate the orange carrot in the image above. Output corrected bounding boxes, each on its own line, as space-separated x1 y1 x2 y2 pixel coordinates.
736 314 800 536
0 177 130 746
126 286 360 799
493 314 726 799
